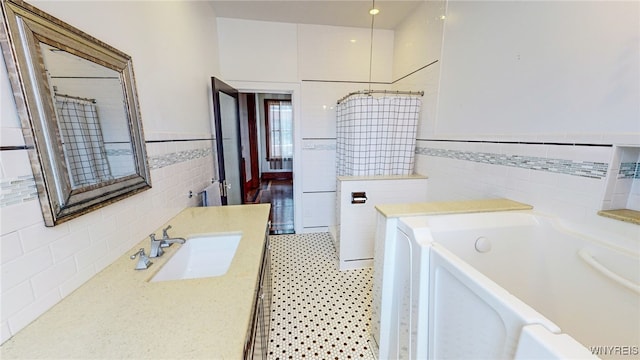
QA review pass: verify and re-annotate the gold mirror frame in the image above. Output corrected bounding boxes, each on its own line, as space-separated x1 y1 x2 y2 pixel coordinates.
1 0 151 226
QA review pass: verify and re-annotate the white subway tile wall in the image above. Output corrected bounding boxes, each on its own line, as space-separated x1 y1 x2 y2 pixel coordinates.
0 136 214 343
300 139 337 232
414 140 620 223
300 138 634 231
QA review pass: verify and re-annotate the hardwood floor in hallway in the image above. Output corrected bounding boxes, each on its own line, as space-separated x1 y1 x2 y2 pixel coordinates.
250 179 294 235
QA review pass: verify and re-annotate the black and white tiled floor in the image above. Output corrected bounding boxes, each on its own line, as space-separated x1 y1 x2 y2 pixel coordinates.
268 233 375 360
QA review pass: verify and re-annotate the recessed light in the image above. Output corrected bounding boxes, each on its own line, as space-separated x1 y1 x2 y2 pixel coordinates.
369 8 379 15
350 39 357 43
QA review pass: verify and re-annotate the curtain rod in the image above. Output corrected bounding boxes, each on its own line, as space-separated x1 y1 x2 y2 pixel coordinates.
336 89 424 104
54 92 96 104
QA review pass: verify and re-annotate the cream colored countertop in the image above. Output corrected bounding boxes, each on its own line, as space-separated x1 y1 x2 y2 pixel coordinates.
376 198 533 218
1 204 271 359
597 209 640 225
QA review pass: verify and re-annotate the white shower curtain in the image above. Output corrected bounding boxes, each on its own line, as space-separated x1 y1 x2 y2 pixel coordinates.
55 95 112 188
336 95 421 176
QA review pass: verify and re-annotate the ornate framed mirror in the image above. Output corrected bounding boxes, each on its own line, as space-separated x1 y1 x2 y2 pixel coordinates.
1 0 151 226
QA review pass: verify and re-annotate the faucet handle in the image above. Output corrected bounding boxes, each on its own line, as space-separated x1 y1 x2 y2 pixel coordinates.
130 248 141 259
149 233 157 242
162 225 172 239
130 248 152 270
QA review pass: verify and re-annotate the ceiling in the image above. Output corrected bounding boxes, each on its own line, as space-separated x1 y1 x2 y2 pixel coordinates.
208 1 424 30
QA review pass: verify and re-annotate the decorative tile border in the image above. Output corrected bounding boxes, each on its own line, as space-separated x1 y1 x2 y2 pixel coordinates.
302 139 337 151
619 162 640 179
0 175 38 207
105 148 133 156
148 147 212 170
0 147 213 208
416 146 609 179
302 143 336 151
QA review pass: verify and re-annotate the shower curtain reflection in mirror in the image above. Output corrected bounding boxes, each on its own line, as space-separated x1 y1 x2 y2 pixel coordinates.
55 94 113 189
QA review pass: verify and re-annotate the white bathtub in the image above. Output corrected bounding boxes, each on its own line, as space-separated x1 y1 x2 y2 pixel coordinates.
375 210 639 359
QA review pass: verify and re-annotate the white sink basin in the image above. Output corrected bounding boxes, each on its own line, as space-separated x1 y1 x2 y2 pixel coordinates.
150 232 242 282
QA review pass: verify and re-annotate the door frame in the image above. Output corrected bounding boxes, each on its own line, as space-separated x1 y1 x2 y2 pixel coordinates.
212 77 244 205
244 93 260 194
226 81 302 234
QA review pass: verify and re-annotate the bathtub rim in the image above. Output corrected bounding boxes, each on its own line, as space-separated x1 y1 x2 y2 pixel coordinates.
398 209 639 258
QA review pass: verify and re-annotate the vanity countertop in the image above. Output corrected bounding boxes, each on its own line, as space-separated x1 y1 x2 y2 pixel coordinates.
375 198 533 218
0 204 271 359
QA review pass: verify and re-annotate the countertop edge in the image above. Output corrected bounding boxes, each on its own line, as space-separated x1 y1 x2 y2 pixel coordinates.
597 209 640 225
375 198 533 218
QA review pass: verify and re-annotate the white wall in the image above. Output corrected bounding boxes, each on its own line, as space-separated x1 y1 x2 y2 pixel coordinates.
401 1 639 227
436 1 640 142
217 18 298 83
1 1 220 343
392 0 446 138
216 19 395 232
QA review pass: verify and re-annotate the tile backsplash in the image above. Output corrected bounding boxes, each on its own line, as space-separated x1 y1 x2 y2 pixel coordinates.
0 176 37 207
0 144 214 208
602 146 640 211
619 162 640 179
416 146 609 179
0 136 215 344
148 147 213 170
414 140 613 223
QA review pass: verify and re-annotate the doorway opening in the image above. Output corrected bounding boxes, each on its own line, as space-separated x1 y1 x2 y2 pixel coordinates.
231 91 293 234
212 78 295 234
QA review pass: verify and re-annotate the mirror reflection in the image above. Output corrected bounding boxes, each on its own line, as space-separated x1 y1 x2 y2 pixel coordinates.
40 43 136 189
1 0 151 226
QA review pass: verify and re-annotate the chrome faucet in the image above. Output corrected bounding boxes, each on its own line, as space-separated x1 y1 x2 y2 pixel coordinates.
162 225 173 240
149 233 164 258
130 248 152 270
149 226 186 258
160 225 186 247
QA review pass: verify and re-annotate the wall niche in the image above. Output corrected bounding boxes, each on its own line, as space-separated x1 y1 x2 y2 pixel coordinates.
599 145 640 224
